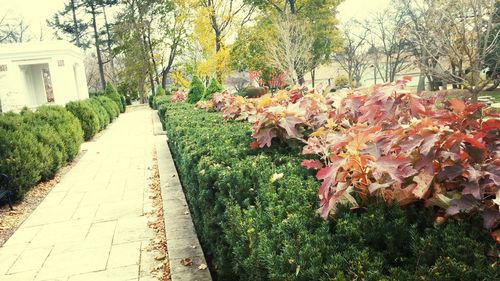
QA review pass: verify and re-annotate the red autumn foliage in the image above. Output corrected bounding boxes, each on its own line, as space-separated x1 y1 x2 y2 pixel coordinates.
195 79 500 237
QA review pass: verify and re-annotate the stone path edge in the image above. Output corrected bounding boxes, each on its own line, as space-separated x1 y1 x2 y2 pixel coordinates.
155 136 212 281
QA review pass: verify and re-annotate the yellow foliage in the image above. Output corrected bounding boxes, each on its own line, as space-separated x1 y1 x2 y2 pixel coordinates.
194 7 216 56
171 70 190 89
195 45 231 80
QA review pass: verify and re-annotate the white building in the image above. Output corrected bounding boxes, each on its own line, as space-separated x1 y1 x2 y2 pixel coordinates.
0 41 89 113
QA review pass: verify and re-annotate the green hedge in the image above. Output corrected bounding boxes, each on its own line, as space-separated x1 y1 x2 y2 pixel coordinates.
0 95 124 201
66 100 100 141
187 75 205 104
204 77 223 100
0 106 83 199
96 96 119 121
89 98 110 130
105 82 125 113
35 105 83 162
161 101 499 281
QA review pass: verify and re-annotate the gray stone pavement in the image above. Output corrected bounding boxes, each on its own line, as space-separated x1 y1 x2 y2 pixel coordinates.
0 106 160 281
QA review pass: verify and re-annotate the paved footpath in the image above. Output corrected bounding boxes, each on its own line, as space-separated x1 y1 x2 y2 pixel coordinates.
0 106 160 281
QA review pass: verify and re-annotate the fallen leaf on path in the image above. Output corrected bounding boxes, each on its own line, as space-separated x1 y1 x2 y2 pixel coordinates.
198 263 207 270
155 254 166 261
180 257 193 266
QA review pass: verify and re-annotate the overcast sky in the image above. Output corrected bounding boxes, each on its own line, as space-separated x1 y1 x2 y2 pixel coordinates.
0 0 391 40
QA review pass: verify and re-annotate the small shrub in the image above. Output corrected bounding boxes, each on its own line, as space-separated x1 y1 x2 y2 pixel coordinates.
35 105 83 162
105 82 125 113
96 96 119 121
0 126 44 199
204 78 223 100
89 98 110 130
187 76 205 104
334 75 350 88
66 100 100 141
21 110 65 180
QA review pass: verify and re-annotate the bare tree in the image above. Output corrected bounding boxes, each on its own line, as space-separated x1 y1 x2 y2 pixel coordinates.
265 14 313 85
408 0 499 101
364 8 413 83
334 22 370 86
158 1 190 89
0 14 30 43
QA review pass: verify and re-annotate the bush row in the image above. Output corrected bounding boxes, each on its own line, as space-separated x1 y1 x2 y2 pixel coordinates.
0 106 83 199
65 96 120 141
0 92 124 200
187 76 224 104
161 101 499 281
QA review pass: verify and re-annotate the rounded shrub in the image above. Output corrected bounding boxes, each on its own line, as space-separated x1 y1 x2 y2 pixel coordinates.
105 82 125 113
187 76 205 104
204 78 223 100
154 96 169 111
66 100 100 141
96 96 119 121
35 105 83 162
20 110 65 180
0 126 44 199
89 98 110 130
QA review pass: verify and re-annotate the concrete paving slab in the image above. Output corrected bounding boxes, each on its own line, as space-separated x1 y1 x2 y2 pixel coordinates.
0 106 164 281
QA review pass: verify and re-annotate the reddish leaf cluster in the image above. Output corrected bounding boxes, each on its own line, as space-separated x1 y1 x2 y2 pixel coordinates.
195 78 500 235
171 91 187 103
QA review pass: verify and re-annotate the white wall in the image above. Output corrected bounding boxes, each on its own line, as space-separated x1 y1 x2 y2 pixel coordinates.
0 58 89 112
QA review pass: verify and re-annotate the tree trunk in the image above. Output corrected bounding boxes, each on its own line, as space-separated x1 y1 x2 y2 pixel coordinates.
470 89 479 103
288 0 296 14
146 24 160 86
298 73 305 85
91 4 106 90
102 6 116 84
214 31 223 83
161 68 170 89
161 44 177 89
138 75 145 104
311 68 315 88
70 0 80 47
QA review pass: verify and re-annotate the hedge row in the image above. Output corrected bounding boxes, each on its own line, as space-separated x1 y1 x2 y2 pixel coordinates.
0 106 83 199
65 96 120 141
161 101 499 281
105 82 126 113
0 93 124 200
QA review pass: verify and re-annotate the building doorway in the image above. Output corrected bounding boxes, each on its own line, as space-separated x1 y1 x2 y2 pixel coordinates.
19 63 54 107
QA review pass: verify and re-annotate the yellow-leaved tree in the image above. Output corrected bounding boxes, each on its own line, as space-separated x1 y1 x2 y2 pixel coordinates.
193 0 255 83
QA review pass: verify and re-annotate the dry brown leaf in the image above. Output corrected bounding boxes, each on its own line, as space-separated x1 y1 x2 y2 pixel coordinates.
180 257 193 266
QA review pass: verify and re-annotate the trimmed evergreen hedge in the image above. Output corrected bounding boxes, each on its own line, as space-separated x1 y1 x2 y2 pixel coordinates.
187 76 205 104
0 95 125 201
161 101 499 281
96 96 120 121
66 100 100 141
0 105 83 199
35 105 83 162
105 82 125 113
204 77 223 100
89 98 110 130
